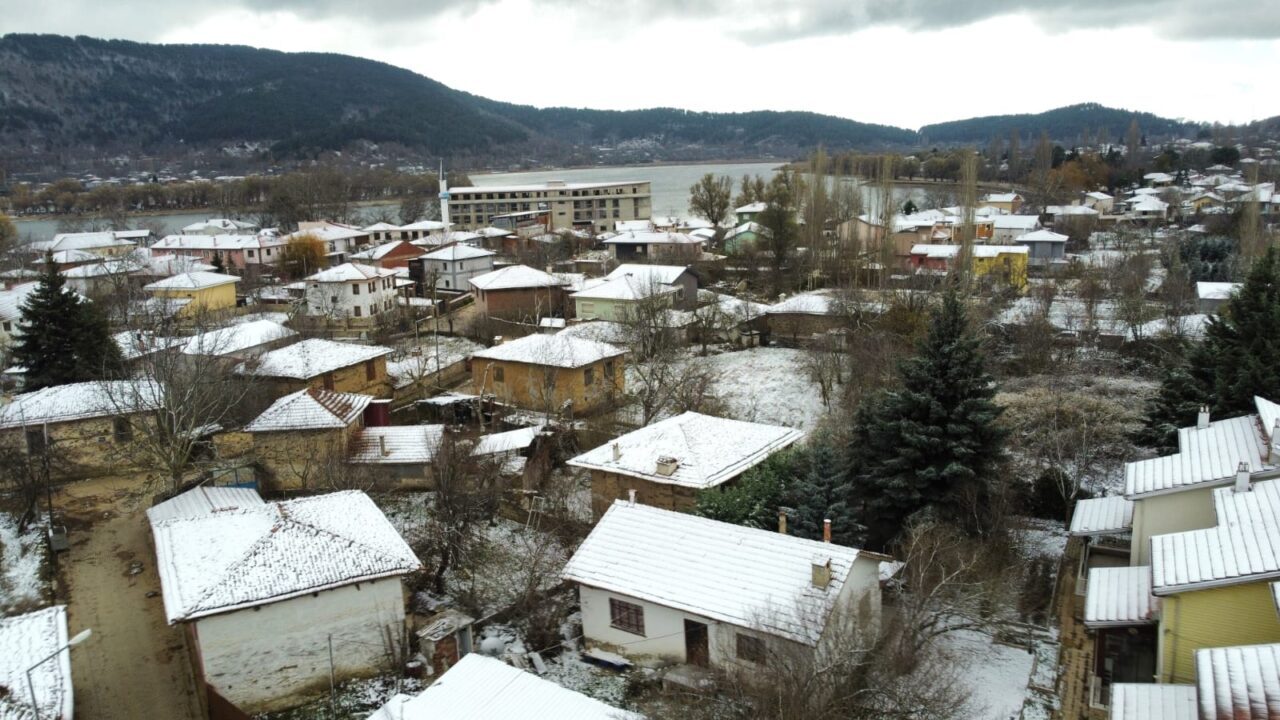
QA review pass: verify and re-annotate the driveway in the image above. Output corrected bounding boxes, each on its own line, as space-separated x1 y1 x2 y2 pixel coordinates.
56 478 202 720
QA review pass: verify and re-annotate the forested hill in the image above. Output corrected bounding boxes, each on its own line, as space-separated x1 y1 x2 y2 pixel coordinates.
919 103 1197 145
0 35 1200 168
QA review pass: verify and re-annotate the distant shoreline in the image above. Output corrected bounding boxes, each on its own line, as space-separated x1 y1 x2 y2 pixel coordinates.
469 158 786 176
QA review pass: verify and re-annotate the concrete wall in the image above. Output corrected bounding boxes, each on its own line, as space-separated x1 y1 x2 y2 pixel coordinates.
425 256 496 291
193 578 406 714
304 276 399 320
1156 580 1280 684
1129 486 1219 566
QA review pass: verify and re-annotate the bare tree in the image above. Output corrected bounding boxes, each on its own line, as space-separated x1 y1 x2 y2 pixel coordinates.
414 433 503 596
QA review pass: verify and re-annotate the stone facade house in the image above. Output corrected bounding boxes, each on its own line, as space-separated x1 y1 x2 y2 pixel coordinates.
239 339 393 398
469 265 572 323
470 334 624 415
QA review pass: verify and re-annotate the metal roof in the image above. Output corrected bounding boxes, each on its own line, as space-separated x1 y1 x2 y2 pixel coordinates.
1196 643 1280 720
1151 477 1280 594
1109 684 1196 720
1070 496 1134 536
1125 414 1269 497
1085 566 1160 628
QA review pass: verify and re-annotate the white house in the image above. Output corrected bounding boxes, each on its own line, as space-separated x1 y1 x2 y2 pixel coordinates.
291 221 371 265
417 244 496 292
149 488 421 714
303 263 400 320
370 653 644 720
181 218 259 235
562 501 883 670
0 605 77 720
990 215 1042 242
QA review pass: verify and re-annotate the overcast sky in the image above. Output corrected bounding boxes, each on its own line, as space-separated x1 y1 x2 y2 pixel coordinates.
9 0 1280 128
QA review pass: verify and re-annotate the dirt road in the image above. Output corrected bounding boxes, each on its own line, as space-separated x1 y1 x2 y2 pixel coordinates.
56 478 202 720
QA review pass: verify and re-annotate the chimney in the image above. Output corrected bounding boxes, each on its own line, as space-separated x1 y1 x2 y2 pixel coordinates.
823 518 832 543
1197 405 1210 430
1271 419 1280 465
493 335 504 346
611 442 621 461
811 556 832 590
1235 461 1251 493
627 489 636 506
778 511 787 535
655 455 679 477
379 435 389 457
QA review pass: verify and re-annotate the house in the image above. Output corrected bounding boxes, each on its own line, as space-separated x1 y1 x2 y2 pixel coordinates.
604 264 698 310
724 222 768 253
908 244 1029 290
571 275 677 322
0 379 162 476
980 192 1024 214
1014 229 1069 268
1128 195 1171 221
1109 642 1280 719
370 653 644 720
415 244 496 292
766 290 847 342
361 222 403 244
241 387 375 488
290 221 371 265
28 230 142 257
148 489 420 714
1084 191 1115 213
181 218 259 235
603 230 703 263
468 265 572 323
240 338 392 397
348 240 426 270
562 501 883 670
470 334 624 415
734 201 768 225
569 411 804 517
150 234 286 271
347 424 444 487
0 605 77 720
143 271 239 317
301 263 400 321
472 424 545 480
1196 282 1239 313
990 215 1042 242
0 281 41 357
180 319 298 361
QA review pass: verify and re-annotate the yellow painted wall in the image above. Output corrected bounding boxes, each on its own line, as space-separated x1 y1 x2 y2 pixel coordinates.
1130 486 1220 566
149 282 237 315
1158 581 1280 683
973 252 1028 290
471 355 624 415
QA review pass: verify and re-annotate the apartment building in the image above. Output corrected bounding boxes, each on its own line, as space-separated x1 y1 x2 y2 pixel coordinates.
445 180 652 234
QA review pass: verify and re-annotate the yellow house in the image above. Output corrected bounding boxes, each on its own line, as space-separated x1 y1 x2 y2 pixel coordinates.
143 271 239 316
470 334 625 416
979 192 1024 214
908 244 1029 290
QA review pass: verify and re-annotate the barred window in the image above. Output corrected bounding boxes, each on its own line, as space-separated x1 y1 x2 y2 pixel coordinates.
609 598 645 636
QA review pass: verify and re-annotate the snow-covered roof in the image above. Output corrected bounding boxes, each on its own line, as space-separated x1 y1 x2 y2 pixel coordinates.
472 334 623 369
0 281 39 322
563 501 868 645
243 388 372 432
29 231 138 252
1085 191 1114 200
288 223 367 243
420 244 495 261
557 320 631 344
1196 643 1280 719
151 490 421 622
0 605 73 720
570 274 678 302
152 234 284 251
767 290 838 316
0 379 162 429
34 248 100 265
350 241 423 262
399 220 448 232
240 338 391 379
910 244 1029 259
1150 476 1280 595
468 265 568 291
306 263 396 283
147 486 266 524
385 338 483 389
604 264 688 286
992 215 1041 230
1084 566 1159 628
1069 496 1135 536
369 653 644 720
113 330 185 362
983 192 1022 203
569 412 803 489
349 425 443 464
1197 282 1241 301
736 201 768 213
143 271 239 291
602 230 701 246
182 218 257 233
1109 684 1197 720
1125 413 1269 497
181 320 296 356
473 425 542 456
1018 229 1070 243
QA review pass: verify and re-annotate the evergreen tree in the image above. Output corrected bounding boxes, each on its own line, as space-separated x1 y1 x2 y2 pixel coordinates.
696 450 793 530
787 437 864 546
849 291 1006 547
210 251 226 274
13 255 121 390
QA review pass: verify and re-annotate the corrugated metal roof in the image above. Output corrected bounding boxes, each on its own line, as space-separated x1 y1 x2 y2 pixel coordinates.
348 425 443 464
562 501 866 645
1085 566 1160 628
243 388 371 432
1109 684 1196 720
1151 477 1280 594
1125 415 1268 497
369 653 644 720
147 486 264 524
1070 496 1134 536
1196 643 1280 719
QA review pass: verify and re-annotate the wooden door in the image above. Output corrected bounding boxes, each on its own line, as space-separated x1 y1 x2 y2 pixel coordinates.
684 619 709 667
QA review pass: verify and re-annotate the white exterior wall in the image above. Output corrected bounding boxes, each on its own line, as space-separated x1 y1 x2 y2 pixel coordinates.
304 277 399 319
429 257 495 292
1130 485 1220 566
193 578 406 713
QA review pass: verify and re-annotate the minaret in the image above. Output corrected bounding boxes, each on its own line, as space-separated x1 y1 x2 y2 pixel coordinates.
438 161 451 230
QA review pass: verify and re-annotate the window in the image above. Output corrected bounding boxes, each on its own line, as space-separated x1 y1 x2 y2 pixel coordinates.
112 416 133 443
24 428 45 454
368 282 376 293
609 598 645 636
584 367 595 386
247 250 256 258
736 633 766 664
353 284 361 295
494 366 505 383
604 360 614 378
370 304 378 315
445 280 450 288
365 359 376 381
2 321 9 332
353 306 362 317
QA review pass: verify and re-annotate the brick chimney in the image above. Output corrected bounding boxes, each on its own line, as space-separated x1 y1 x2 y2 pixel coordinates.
823 518 832 543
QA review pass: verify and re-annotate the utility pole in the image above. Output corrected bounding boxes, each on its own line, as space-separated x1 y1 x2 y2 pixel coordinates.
327 634 336 719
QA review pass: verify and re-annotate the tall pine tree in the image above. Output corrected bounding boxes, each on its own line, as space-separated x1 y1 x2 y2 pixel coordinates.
13 255 122 390
787 437 864 546
849 291 1006 548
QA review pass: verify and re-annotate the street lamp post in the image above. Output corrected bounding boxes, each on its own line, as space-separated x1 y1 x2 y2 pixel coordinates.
26 628 92 720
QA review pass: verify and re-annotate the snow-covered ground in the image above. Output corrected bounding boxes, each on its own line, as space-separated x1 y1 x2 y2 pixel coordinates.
938 629 1036 720
698 347 828 432
0 512 47 614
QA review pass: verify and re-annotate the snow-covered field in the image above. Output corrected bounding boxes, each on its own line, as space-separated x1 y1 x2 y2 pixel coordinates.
0 512 46 613
938 629 1037 720
698 347 828 432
